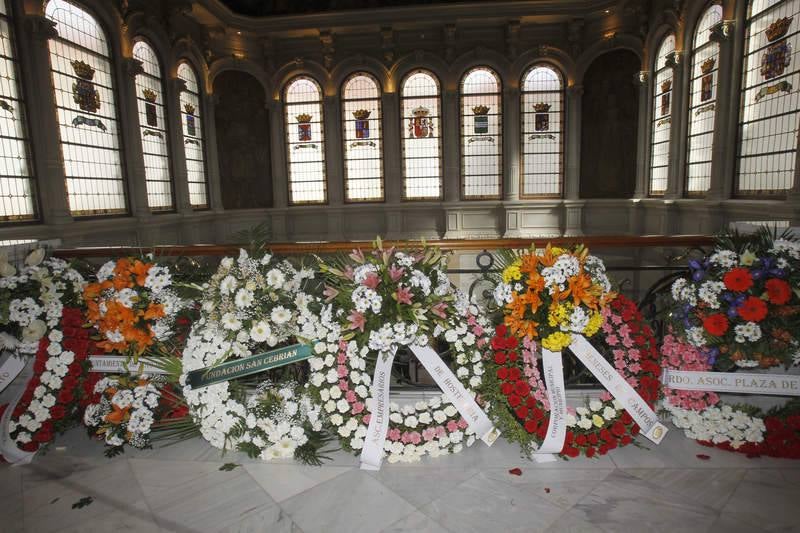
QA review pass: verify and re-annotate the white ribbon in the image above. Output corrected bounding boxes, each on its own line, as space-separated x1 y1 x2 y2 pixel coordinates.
360 348 397 471
662 369 800 396
360 344 498 471
89 355 170 375
535 349 567 458
0 357 35 465
570 335 668 444
0 351 26 395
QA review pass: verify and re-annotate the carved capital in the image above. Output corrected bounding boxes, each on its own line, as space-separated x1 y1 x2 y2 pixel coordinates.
25 15 58 41
664 50 682 69
320 30 335 70
172 77 187 93
566 84 583 97
124 57 144 77
634 70 648 85
709 20 735 43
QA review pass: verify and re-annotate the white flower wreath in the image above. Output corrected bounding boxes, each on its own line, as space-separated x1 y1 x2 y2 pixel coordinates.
179 250 333 464
306 243 493 464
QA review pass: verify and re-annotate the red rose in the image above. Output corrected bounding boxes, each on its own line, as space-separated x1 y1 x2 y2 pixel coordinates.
620 435 633 446
723 268 754 292
61 375 78 391
536 425 547 439
500 383 513 395
575 434 587 446
585 446 596 458
496 367 509 380
598 444 609 455
508 352 518 363
565 431 574 444
606 438 618 450
530 408 544 420
494 352 507 365
507 394 521 407
514 381 530 397
631 424 640 435
20 442 38 452
562 446 580 458
57 388 74 405
588 433 599 445
621 412 633 425
600 429 613 442
703 314 729 336
515 406 529 419
49 405 66 421
526 396 538 408
524 419 538 433
33 359 46 375
611 421 626 437
34 429 53 444
508 367 521 381
765 278 791 305
787 415 800 430
738 296 768 323
495 324 508 337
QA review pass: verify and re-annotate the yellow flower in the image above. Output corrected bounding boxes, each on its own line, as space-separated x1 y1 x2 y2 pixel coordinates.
502 260 523 284
592 414 604 428
542 331 572 352
547 302 571 327
583 311 604 338
739 249 757 266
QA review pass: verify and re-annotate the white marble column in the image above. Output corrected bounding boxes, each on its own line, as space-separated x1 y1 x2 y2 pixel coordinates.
664 51 685 200
502 85 520 202
19 14 72 225
563 84 584 236
323 95 345 240
382 91 403 238
707 20 736 201
633 72 650 199
167 78 192 214
203 92 224 212
267 99 287 240
442 89 460 203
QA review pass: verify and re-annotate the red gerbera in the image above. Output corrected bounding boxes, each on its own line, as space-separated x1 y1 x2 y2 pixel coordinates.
765 278 791 305
737 296 768 323
702 313 729 336
723 268 754 292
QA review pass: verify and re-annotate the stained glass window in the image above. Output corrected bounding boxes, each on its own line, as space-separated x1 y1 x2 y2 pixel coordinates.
520 64 563 197
686 4 722 195
284 76 326 204
342 72 383 202
46 0 126 216
737 0 800 195
0 0 36 221
400 70 442 200
133 40 172 211
649 34 675 196
177 62 207 209
460 67 502 199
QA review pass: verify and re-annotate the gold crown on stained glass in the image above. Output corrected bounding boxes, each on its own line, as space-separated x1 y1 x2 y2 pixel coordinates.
661 79 672 92
296 113 312 123
472 105 490 115
765 16 793 42
183 103 195 114
352 109 371 120
700 57 716 74
142 88 158 102
533 102 551 113
412 106 430 117
70 60 96 80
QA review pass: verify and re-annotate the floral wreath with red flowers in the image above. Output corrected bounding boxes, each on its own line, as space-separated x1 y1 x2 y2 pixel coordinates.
481 294 661 458
1 307 99 461
663 230 800 458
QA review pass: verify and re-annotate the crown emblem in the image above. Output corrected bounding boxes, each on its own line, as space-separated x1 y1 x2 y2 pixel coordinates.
296 113 312 123
472 105 489 115
352 109 371 120
183 103 195 115
412 106 430 117
142 89 157 103
533 102 551 113
70 60 95 80
766 16 792 42
700 57 716 74
661 79 672 92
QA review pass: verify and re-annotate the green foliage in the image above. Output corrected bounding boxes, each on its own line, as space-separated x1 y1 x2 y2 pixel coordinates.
219 463 241 472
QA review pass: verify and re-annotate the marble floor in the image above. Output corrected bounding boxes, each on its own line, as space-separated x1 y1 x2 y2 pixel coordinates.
1 424 799 533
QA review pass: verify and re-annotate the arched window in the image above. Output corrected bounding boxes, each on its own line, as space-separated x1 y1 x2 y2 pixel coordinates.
46 0 126 216
342 72 383 202
0 0 37 221
133 40 172 211
284 76 326 204
400 70 442 200
177 62 207 209
460 67 502 199
737 0 799 196
686 4 722 195
520 64 564 197
649 34 675 196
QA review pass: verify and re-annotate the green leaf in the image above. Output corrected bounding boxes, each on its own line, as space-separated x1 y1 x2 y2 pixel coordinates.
219 462 241 472
72 497 93 510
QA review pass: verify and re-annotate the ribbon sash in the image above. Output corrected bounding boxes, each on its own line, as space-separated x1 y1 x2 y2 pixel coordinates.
662 369 800 396
0 352 26 395
0 357 36 465
537 349 567 455
89 356 171 376
360 348 397 471
570 335 668 444
410 346 499 446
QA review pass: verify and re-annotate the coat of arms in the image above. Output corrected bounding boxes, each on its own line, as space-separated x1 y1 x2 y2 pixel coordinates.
142 88 158 127
353 109 371 139
660 79 672 117
184 103 197 137
296 113 312 141
472 105 489 134
761 16 792 80
700 58 715 102
533 102 551 132
408 106 433 138
71 60 100 113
